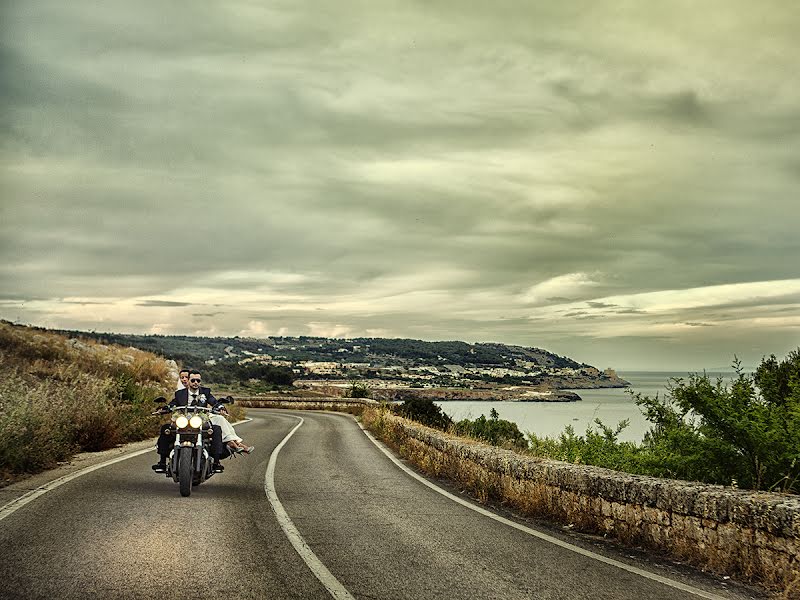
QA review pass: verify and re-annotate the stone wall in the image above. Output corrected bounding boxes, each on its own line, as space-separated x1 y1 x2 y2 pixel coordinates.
363 409 800 593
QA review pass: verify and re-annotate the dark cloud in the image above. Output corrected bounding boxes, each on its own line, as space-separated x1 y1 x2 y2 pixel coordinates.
137 300 194 307
587 302 617 309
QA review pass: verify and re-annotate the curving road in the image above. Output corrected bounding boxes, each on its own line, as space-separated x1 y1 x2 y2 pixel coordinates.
0 410 763 600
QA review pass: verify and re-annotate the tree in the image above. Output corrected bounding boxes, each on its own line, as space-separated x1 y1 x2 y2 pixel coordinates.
456 409 527 450
636 352 800 491
394 398 452 430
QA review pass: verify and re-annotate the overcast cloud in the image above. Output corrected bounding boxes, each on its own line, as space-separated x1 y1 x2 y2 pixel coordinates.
1 1 798 370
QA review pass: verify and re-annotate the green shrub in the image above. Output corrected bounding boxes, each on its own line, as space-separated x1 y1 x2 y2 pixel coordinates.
348 380 371 398
634 353 800 491
394 397 452 430
525 349 800 493
456 408 527 450
527 419 645 472
0 371 164 477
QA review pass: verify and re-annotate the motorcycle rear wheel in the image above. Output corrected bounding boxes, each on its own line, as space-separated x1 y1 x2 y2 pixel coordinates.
178 449 192 497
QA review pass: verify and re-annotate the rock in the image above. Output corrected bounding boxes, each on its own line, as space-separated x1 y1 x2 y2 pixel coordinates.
516 390 582 402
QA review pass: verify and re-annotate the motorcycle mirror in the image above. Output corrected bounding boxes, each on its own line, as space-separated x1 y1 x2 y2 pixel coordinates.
224 395 235 404
153 396 167 404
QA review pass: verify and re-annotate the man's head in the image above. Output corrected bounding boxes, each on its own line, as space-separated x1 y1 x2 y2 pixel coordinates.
179 369 190 387
188 370 202 392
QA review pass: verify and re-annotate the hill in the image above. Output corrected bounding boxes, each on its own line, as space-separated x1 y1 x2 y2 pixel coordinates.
0 321 175 483
44 328 628 391
57 332 583 368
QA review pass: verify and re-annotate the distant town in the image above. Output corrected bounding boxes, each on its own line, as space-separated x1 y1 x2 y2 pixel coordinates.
233 346 624 390
44 327 630 400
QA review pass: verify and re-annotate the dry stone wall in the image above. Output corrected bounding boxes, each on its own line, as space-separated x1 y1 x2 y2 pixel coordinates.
363 409 800 592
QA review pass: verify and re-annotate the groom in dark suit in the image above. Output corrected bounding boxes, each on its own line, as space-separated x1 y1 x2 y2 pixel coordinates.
152 370 228 473
169 370 219 409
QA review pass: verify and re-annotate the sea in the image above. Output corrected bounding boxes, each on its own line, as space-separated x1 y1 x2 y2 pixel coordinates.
434 371 740 443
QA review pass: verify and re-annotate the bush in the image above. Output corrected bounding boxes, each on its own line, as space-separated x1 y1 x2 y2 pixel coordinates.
203 361 295 387
348 380 371 398
0 371 165 476
525 349 800 493
0 322 171 480
394 398 452 430
0 375 77 473
527 419 644 472
634 353 800 491
456 408 527 450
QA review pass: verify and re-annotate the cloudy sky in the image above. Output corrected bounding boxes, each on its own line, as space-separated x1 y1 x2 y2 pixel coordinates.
2 1 798 370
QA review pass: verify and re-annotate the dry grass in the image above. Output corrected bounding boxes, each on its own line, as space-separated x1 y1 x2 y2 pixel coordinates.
225 403 248 422
0 321 172 482
783 574 800 600
0 321 172 385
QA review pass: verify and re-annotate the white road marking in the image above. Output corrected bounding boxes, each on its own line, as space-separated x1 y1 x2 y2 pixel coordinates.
0 448 153 522
358 423 729 600
264 416 355 600
0 418 253 522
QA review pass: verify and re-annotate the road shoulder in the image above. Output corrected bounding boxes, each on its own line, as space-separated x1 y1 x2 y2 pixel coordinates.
0 437 159 509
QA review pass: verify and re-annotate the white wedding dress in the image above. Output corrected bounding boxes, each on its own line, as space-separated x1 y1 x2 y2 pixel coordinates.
210 414 242 444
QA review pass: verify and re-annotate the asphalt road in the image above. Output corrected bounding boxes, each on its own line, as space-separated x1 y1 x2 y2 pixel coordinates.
0 410 764 600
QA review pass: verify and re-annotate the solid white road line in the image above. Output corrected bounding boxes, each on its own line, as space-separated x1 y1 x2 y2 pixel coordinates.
0 448 153 523
358 423 729 600
264 416 355 600
0 418 253 523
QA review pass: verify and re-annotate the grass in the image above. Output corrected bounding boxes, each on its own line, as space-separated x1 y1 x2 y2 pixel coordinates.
224 403 248 422
0 321 173 483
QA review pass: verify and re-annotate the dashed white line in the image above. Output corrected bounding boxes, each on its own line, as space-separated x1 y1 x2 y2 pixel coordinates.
264 416 355 600
358 422 728 600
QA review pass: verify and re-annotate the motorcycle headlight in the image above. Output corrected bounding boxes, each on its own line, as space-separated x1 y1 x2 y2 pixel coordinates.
175 415 189 429
189 415 203 428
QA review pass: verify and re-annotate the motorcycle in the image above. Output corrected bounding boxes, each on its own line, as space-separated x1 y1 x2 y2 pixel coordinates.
152 396 234 497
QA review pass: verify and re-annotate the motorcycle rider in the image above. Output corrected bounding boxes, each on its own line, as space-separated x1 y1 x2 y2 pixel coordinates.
174 370 253 452
152 370 229 473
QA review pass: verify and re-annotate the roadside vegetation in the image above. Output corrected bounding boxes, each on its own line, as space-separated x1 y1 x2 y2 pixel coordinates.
394 396 452 429
391 398 526 450
203 361 295 391
388 349 800 494
454 408 527 450
0 321 173 482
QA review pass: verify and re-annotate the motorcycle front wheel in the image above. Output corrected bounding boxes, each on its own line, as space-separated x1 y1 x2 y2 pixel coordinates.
178 448 192 497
